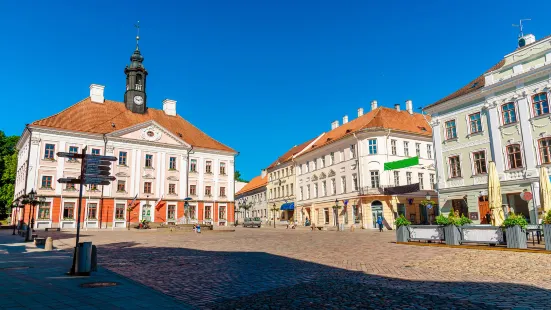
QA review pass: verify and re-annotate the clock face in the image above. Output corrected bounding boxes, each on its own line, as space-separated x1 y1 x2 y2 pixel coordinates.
134 95 144 105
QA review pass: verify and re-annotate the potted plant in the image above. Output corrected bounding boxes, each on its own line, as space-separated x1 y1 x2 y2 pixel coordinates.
394 215 411 242
502 213 528 249
436 212 472 245
543 210 551 251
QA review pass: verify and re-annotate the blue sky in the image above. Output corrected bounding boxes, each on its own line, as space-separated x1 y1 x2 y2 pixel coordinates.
1 1 550 180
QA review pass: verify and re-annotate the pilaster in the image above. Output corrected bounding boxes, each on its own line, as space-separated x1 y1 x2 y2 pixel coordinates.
429 118 446 189
484 101 506 172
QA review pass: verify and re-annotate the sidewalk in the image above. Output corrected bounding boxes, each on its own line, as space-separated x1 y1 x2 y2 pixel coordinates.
0 230 193 309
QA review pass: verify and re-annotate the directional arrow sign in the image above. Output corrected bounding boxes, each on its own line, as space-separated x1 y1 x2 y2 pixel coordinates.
85 159 112 166
85 170 111 176
57 152 85 159
85 155 118 162
84 175 116 181
58 178 82 184
84 179 111 186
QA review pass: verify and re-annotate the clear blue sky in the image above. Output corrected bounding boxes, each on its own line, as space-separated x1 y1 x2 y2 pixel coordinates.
1 1 550 180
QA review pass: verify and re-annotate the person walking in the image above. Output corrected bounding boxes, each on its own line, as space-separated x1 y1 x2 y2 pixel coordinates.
377 216 384 232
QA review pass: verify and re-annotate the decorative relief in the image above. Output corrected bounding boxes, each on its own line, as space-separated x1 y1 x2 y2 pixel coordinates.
447 178 465 187
141 126 162 142
473 175 488 185
106 145 115 153
429 118 440 128
167 176 179 181
505 170 525 180
340 167 346 173
500 125 520 138
442 138 490 152
311 175 318 181
31 137 40 145
115 172 129 177
319 172 326 179
328 169 336 177
143 173 155 179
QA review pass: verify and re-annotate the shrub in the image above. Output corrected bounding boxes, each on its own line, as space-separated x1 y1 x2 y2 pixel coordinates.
458 215 473 226
435 214 450 225
502 213 528 230
436 212 472 226
394 215 411 227
544 210 551 225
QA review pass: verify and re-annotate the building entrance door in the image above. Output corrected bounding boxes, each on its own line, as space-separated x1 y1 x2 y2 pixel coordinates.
478 196 490 224
371 202 383 228
142 204 151 222
419 205 428 224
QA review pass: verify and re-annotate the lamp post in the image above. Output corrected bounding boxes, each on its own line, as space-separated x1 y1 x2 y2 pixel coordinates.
333 199 340 231
25 189 38 242
11 199 19 235
425 192 432 224
271 203 278 229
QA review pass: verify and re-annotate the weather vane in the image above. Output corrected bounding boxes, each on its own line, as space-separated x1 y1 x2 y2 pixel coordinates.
134 21 140 50
512 19 531 38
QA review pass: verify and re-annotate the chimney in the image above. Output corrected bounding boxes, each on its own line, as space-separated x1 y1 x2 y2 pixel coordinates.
90 84 105 103
343 115 348 124
162 99 177 116
357 107 364 117
394 104 401 112
331 120 339 130
405 99 413 115
261 169 267 178
371 100 378 111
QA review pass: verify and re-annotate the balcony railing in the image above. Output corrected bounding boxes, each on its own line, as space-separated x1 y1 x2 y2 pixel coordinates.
358 186 386 196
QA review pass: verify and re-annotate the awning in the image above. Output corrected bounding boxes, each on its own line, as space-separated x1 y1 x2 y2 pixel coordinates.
280 202 295 210
383 183 420 195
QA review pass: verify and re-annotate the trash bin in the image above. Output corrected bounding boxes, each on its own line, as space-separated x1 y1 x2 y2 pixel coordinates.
75 242 93 275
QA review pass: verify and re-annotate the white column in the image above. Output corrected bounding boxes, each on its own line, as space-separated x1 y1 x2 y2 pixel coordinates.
517 96 537 172
55 141 66 195
430 119 446 189
485 103 506 172
157 151 164 197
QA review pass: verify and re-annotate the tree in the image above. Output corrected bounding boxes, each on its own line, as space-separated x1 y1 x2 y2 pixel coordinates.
0 131 19 219
234 170 248 183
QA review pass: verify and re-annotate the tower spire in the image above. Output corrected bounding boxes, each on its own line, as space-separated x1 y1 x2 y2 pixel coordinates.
134 20 140 50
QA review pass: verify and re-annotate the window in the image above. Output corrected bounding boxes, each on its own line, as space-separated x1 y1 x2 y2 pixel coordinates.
205 206 212 219
473 151 487 174
144 182 152 193
269 189 272 199
299 187 303 200
38 202 51 220
306 185 310 199
190 205 196 219
44 144 55 160
313 159 317 170
391 140 397 155
404 141 410 156
406 172 412 185
63 202 75 220
169 157 177 170
314 183 318 198
169 183 176 195
418 173 424 189
115 203 125 220
322 181 327 196
145 154 153 168
370 171 380 188
206 161 212 173
430 174 435 190
540 138 551 164
90 184 97 191
290 183 294 195
220 162 226 175
533 93 549 116
87 203 97 220
352 174 358 191
445 120 457 139
340 150 345 162
286 185 289 196
321 156 325 168
305 161 309 173
168 205 176 220
190 185 196 195
330 152 335 165
220 187 226 197
427 145 432 159
502 103 517 125
219 206 226 220
394 171 400 186
469 112 482 134
190 159 197 172
368 139 377 154
119 151 127 165
91 148 101 155
117 180 126 192
66 183 75 190
41 176 52 188
324 208 330 225
350 144 356 158
205 186 212 196
507 144 523 169
341 176 346 193
449 156 462 178
415 143 421 157
69 146 79 154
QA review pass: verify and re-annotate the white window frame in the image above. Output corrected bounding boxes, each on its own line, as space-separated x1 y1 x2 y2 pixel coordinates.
466 111 484 135
470 148 489 176
500 101 519 126
391 139 397 155
443 118 458 140
447 153 463 179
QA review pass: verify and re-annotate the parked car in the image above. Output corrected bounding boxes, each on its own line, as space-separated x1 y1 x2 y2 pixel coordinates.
243 217 262 228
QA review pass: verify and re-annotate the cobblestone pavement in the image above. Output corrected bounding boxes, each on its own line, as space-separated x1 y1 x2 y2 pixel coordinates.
43 228 551 309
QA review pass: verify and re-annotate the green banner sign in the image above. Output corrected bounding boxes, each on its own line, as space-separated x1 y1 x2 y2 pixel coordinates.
384 156 419 171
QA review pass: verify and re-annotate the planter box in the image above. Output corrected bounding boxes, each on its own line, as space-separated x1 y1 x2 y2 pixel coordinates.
505 226 527 249
409 225 444 242
396 226 409 242
444 225 461 245
461 225 504 245
544 224 551 251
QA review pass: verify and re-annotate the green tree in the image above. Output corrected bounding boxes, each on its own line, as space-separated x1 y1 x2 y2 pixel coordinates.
234 170 248 183
0 131 19 218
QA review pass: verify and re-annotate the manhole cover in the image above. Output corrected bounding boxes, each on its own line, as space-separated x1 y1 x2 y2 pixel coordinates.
80 282 120 288
0 266 31 270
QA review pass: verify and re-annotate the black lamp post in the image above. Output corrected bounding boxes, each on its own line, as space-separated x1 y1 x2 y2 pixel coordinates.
333 199 340 231
11 199 19 235
425 192 431 224
25 189 38 242
271 203 278 228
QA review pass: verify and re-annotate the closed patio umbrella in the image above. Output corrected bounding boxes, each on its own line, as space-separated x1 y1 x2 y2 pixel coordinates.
488 162 504 226
540 167 551 213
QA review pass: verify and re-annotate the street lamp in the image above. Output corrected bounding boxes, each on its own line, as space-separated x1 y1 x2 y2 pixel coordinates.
11 199 19 235
425 192 431 201
271 203 278 228
25 189 38 242
333 199 340 231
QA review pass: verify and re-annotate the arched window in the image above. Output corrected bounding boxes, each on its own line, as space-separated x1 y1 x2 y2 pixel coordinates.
135 75 143 91
533 93 550 116
506 144 523 169
539 138 551 164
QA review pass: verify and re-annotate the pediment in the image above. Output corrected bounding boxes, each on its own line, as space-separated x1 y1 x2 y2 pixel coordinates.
167 176 179 181
311 175 318 181
328 169 336 177
143 173 155 179
319 172 326 179
108 121 191 148
115 172 130 177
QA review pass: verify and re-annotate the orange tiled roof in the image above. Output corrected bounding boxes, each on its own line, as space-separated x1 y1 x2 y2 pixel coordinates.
297 107 432 158
235 174 267 196
31 98 235 153
267 138 316 169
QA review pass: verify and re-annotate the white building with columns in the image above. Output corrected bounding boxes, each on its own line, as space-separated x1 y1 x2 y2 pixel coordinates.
424 33 551 224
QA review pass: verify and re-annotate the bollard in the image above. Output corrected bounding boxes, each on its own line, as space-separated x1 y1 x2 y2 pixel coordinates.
45 237 53 251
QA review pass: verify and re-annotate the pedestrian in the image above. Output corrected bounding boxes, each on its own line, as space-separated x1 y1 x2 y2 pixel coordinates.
485 211 491 224
377 216 384 232
193 224 197 233
196 224 201 234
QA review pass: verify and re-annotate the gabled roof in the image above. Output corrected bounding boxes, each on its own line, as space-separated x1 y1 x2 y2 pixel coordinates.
267 138 316 169
296 107 431 158
235 174 267 196
31 98 235 153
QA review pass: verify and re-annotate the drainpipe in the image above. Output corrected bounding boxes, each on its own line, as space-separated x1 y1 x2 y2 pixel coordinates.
353 133 363 229
233 151 240 224
186 146 194 223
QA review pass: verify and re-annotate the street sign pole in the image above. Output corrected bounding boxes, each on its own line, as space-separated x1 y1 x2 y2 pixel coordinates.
70 147 87 276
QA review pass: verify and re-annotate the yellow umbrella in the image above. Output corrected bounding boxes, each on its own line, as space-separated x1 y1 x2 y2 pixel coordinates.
540 167 551 213
488 161 504 226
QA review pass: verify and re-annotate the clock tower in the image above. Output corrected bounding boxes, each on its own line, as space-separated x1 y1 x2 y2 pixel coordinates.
124 24 148 114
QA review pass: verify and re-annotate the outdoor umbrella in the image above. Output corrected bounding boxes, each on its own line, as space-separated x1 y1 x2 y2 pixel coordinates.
540 167 551 214
488 161 504 226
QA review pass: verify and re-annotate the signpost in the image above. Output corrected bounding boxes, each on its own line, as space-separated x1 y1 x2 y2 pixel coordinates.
57 149 117 276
